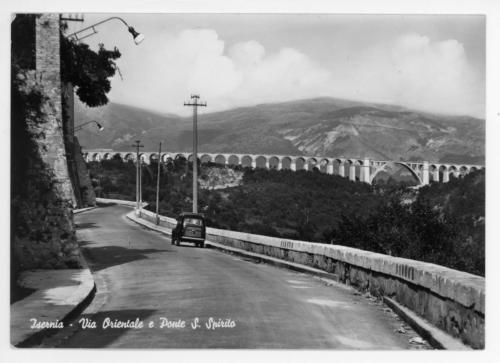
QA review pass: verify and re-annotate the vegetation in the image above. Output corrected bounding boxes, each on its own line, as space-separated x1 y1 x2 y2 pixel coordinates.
60 23 121 107
89 157 485 276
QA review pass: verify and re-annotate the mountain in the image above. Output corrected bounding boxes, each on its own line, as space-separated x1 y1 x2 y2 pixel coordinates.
75 97 485 163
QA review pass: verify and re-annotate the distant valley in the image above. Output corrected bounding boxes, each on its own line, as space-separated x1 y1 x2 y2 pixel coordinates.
75 97 485 164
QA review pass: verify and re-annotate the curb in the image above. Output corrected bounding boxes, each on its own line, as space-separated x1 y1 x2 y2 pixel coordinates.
73 206 97 214
383 296 470 350
14 253 96 347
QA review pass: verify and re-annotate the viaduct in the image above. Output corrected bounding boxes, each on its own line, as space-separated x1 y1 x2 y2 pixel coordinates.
83 149 484 186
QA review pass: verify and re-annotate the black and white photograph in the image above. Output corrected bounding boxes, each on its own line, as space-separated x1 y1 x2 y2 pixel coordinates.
4 0 499 359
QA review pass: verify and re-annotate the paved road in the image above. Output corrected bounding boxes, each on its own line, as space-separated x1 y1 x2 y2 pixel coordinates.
45 205 424 349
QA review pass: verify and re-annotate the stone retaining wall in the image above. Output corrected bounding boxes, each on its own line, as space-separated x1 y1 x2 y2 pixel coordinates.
136 208 484 348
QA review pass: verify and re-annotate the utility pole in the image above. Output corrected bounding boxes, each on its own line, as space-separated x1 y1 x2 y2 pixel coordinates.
155 142 162 225
184 95 207 213
131 140 144 211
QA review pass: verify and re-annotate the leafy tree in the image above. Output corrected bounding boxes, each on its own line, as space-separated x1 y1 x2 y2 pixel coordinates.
60 25 121 107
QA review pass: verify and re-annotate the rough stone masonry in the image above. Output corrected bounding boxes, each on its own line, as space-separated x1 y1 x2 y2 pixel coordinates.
11 14 81 270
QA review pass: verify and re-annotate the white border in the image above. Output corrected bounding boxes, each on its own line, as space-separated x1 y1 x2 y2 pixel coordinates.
1 1 499 363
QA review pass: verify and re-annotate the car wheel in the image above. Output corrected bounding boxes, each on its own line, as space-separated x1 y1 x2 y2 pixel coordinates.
200 242 205 248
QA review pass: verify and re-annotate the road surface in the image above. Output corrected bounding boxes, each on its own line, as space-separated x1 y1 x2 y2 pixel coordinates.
43 204 426 349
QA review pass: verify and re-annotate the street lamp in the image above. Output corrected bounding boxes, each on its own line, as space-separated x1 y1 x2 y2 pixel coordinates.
67 16 145 45
74 120 104 132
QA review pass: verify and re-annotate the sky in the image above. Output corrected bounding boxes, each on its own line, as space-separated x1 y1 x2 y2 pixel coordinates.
66 14 485 118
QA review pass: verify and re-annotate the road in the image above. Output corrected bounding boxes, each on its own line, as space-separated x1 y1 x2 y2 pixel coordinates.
44 204 425 349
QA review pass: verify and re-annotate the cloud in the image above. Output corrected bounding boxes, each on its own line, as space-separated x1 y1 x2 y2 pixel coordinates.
112 28 331 115
327 33 484 117
111 29 483 118
385 33 483 116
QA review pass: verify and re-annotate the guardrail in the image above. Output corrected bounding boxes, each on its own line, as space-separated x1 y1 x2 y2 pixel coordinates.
133 207 484 349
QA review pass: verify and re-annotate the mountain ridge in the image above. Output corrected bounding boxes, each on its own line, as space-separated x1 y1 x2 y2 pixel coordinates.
75 97 484 164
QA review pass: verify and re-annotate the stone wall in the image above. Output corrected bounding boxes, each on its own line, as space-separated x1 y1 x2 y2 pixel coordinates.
135 207 485 348
73 137 96 206
11 14 81 272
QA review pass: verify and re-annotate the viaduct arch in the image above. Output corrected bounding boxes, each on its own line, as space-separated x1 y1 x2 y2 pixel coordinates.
83 149 484 187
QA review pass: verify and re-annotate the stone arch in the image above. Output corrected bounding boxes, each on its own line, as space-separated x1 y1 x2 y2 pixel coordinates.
174 153 186 161
333 159 345 176
295 157 306 171
394 162 423 184
470 166 478 173
102 152 112 160
150 153 159 163
124 153 134 162
200 154 212 164
214 154 226 165
306 157 319 171
241 155 253 168
438 165 448 182
281 156 292 170
319 158 330 173
255 155 267 168
112 153 123 161
355 159 365 181
228 155 240 166
459 165 469 177
163 155 174 165
448 165 458 179
92 153 100 161
345 159 359 181
269 156 280 169
429 164 440 182
370 161 423 185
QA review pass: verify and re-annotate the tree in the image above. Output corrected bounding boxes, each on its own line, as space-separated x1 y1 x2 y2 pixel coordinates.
60 28 121 107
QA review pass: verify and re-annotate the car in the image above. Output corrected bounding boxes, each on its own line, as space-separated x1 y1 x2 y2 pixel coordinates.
171 212 206 248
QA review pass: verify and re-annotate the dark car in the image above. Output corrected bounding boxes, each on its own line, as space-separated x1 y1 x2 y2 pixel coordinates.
171 213 206 248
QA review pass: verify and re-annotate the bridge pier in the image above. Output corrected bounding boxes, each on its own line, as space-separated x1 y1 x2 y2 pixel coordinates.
362 158 371 184
277 160 282 171
422 161 430 185
251 159 257 169
433 169 439 182
349 163 356 181
326 162 334 175
290 160 296 171
338 162 345 177
443 169 450 183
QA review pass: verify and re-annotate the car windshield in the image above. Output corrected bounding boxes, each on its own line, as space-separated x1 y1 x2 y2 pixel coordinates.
183 218 203 227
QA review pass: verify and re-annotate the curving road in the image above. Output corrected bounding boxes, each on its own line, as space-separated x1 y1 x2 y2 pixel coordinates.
45 205 425 349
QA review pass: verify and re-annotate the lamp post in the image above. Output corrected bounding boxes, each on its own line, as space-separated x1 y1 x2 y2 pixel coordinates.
67 16 145 44
74 120 104 132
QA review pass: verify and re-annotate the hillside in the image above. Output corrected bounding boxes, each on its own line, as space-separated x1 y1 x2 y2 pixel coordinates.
76 97 485 163
88 158 484 275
